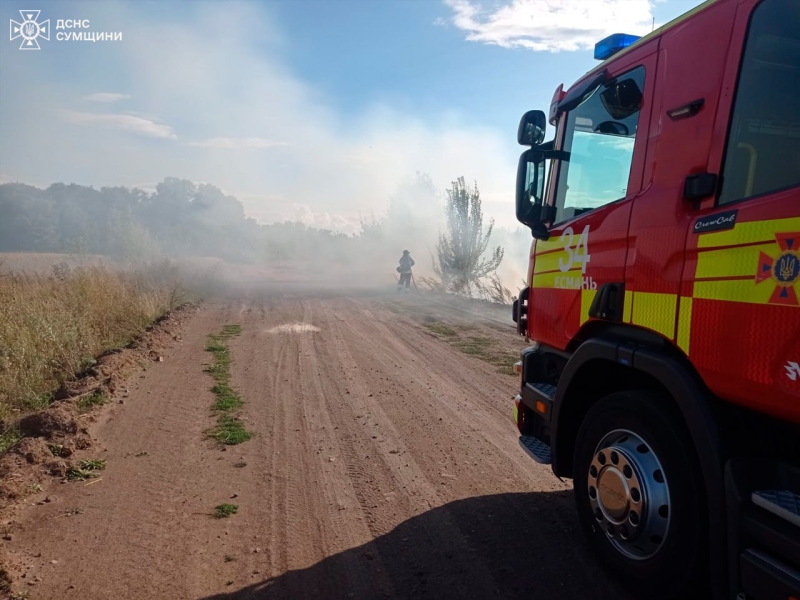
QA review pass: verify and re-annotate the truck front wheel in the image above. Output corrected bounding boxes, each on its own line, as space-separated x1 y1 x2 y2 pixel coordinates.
573 391 707 599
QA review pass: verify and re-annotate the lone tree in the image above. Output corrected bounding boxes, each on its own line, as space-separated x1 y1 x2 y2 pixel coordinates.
433 177 503 295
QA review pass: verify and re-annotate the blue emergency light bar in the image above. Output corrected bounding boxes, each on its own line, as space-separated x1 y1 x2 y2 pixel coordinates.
594 33 641 60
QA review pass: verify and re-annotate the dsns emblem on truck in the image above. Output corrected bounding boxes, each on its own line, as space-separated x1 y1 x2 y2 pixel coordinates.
756 232 800 305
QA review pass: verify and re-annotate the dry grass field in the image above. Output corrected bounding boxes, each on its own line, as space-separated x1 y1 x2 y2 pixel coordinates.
0 256 187 450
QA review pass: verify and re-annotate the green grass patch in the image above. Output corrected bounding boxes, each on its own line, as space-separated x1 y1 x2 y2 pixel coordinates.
424 322 457 337
453 335 492 355
48 444 68 457
205 341 227 354
65 458 106 481
79 458 106 471
211 383 243 412
205 325 252 446
19 394 51 413
76 390 108 413
65 467 96 481
427 325 519 376
205 325 243 411
206 325 242 355
210 415 252 445
457 337 519 375
222 324 242 337
213 503 238 519
0 429 22 455
205 360 229 380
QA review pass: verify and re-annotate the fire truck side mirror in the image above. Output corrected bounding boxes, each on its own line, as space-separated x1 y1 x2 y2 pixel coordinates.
516 149 550 239
518 110 547 146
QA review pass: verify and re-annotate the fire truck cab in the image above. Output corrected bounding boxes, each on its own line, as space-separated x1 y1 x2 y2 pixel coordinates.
512 0 800 598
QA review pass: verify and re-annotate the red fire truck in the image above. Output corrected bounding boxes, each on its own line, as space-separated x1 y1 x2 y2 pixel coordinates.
511 0 800 598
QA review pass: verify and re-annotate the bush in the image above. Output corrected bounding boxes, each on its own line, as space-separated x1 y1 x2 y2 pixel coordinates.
432 177 503 294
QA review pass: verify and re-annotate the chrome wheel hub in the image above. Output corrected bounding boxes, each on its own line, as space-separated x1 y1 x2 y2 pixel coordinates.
587 429 671 560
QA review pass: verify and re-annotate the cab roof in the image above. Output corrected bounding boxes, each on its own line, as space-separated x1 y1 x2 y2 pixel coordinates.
581 0 722 80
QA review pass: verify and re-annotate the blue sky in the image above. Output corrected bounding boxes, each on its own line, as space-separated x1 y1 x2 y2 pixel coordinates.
0 0 704 233
274 0 701 134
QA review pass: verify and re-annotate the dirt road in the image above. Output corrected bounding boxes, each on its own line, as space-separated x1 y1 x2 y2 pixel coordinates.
4 291 628 599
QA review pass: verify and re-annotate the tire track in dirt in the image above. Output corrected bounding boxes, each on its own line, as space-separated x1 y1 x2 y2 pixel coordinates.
313 306 502 599
334 296 562 482
225 296 381 598
347 297 629 595
319 296 624 597
291 300 383 595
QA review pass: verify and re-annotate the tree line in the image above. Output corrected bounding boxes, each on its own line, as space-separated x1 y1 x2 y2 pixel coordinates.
0 174 514 302
0 179 291 262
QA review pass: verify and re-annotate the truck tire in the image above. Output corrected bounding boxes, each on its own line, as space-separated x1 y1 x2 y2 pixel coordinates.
572 390 707 599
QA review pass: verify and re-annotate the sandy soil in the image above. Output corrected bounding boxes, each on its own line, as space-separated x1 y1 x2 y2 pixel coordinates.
1 290 629 600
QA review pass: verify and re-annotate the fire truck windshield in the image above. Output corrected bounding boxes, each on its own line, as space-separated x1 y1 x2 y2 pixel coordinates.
552 66 645 223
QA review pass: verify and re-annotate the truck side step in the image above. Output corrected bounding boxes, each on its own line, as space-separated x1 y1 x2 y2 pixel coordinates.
529 382 556 401
740 548 800 597
753 490 800 528
519 435 552 464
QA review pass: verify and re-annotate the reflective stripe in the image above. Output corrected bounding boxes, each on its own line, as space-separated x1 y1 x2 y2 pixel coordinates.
533 251 579 275
530 284 676 337
696 242 773 279
694 278 775 304
534 238 566 255
631 291 677 339
677 296 692 355
623 290 634 323
532 271 561 289
580 288 597 325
